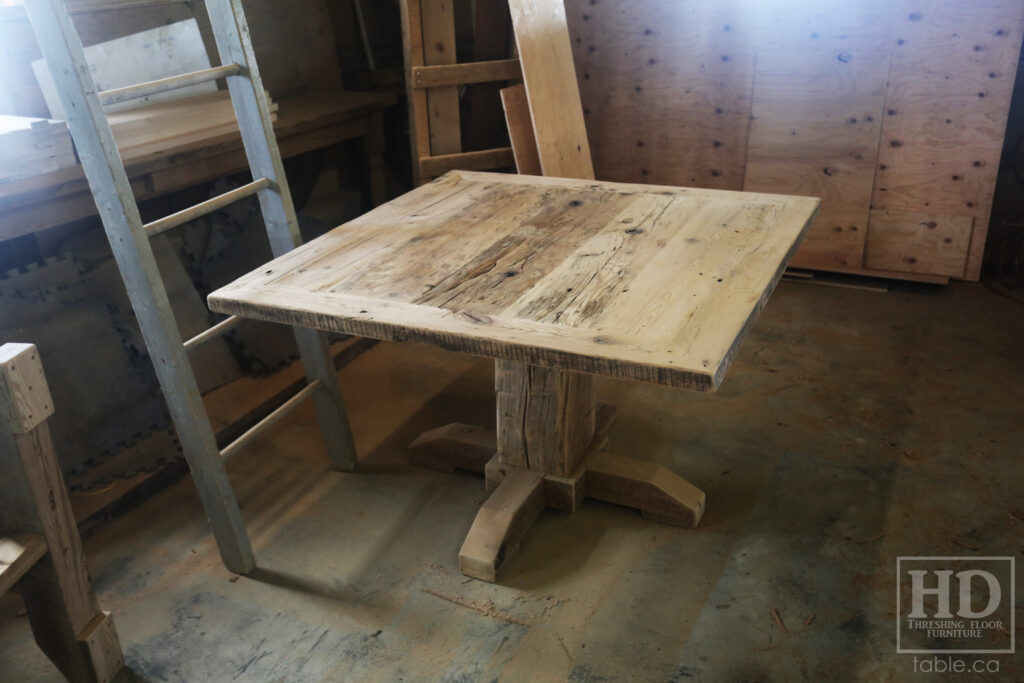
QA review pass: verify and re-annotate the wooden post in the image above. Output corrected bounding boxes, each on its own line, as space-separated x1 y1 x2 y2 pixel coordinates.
494 360 595 477
364 111 387 206
0 343 123 683
420 0 461 158
399 0 430 185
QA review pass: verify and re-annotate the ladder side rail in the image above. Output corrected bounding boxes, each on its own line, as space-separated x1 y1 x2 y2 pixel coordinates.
206 0 358 471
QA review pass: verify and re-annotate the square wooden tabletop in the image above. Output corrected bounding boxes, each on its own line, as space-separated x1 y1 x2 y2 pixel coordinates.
209 171 819 391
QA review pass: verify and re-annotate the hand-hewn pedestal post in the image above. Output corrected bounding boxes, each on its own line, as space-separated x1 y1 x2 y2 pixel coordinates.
494 360 595 477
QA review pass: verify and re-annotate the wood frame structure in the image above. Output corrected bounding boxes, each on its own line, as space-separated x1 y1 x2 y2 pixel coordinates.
399 0 520 185
1 343 123 683
23 0 359 575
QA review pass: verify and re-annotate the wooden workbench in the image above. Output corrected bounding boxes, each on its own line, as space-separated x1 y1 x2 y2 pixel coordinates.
0 89 395 242
209 170 819 581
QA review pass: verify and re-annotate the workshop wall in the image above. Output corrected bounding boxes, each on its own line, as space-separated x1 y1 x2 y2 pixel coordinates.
566 0 1024 282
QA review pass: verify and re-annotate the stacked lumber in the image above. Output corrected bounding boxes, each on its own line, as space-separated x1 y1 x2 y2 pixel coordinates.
0 115 75 182
108 89 277 163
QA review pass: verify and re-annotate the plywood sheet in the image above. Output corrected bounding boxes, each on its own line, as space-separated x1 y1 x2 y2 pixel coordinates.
864 209 973 277
744 43 889 270
872 1 1024 279
566 0 755 190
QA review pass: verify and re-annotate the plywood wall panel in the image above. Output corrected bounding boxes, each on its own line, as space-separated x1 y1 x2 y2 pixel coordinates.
871 1 1024 279
744 43 889 270
558 0 1022 281
864 210 973 277
566 0 755 190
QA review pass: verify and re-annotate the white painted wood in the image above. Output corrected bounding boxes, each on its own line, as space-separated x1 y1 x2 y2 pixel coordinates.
100 64 242 108
23 0 360 575
144 176 269 237
23 0 256 574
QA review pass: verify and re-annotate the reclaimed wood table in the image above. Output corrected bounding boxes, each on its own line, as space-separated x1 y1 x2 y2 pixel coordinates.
209 170 819 582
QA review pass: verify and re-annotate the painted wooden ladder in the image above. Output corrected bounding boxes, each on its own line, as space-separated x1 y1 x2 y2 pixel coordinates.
23 0 358 574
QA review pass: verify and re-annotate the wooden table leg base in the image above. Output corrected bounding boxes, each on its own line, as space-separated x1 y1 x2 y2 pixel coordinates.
407 402 616 477
458 469 545 582
488 451 704 526
584 452 705 529
412 401 704 582
408 423 496 474
462 451 705 582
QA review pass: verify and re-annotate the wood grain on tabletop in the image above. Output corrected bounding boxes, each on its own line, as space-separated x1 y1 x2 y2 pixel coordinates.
209 171 819 391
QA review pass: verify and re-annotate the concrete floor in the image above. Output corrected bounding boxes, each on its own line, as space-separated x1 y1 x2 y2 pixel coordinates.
1 280 1022 681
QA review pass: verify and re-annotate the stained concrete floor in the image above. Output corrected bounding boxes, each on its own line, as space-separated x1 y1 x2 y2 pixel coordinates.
1 280 1022 681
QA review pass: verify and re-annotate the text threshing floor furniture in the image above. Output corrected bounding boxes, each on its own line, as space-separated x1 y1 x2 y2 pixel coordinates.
209 170 820 581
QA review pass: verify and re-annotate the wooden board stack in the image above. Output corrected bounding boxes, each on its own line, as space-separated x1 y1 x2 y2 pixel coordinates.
0 115 75 183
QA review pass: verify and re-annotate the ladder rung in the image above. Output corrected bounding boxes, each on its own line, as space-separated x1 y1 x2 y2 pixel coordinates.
99 64 243 107
144 177 271 237
184 315 243 352
219 380 322 461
